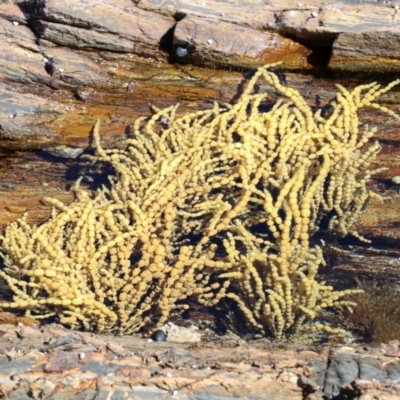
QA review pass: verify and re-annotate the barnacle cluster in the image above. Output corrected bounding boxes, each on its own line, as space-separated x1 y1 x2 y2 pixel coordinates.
0 63 398 338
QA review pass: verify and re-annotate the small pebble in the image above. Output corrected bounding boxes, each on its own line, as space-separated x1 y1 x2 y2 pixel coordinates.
78 352 85 360
58 68 64 73
82 175 94 183
172 390 178 395
311 11 318 17
12 21 19 26
153 329 167 342
207 39 213 45
176 47 188 57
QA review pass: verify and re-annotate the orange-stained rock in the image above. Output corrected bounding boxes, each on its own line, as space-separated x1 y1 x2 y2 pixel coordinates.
173 16 313 69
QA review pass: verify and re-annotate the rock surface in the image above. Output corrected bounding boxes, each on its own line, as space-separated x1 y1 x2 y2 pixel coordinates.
0 323 399 399
0 0 399 149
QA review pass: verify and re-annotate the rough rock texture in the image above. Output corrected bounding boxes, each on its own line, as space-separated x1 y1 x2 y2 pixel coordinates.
0 1 400 398
0 323 400 399
0 0 399 149
173 15 313 69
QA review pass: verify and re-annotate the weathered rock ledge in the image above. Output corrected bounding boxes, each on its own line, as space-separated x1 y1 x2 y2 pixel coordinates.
0 0 400 150
0 323 400 400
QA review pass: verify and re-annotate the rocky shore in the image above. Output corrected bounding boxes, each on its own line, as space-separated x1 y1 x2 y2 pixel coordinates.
0 323 399 400
0 1 400 398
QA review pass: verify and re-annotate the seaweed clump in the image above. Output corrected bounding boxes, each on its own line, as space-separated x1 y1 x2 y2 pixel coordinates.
0 63 399 338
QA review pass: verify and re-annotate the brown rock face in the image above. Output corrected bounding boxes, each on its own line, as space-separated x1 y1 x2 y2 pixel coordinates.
331 31 400 72
37 0 175 55
173 16 313 69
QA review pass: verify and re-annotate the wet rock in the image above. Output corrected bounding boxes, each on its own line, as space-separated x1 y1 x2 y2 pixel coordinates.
0 17 46 84
276 9 335 44
324 353 361 398
0 0 399 152
331 31 400 72
136 0 277 29
323 345 400 399
173 15 312 69
42 145 85 159
36 0 175 56
0 91 61 150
